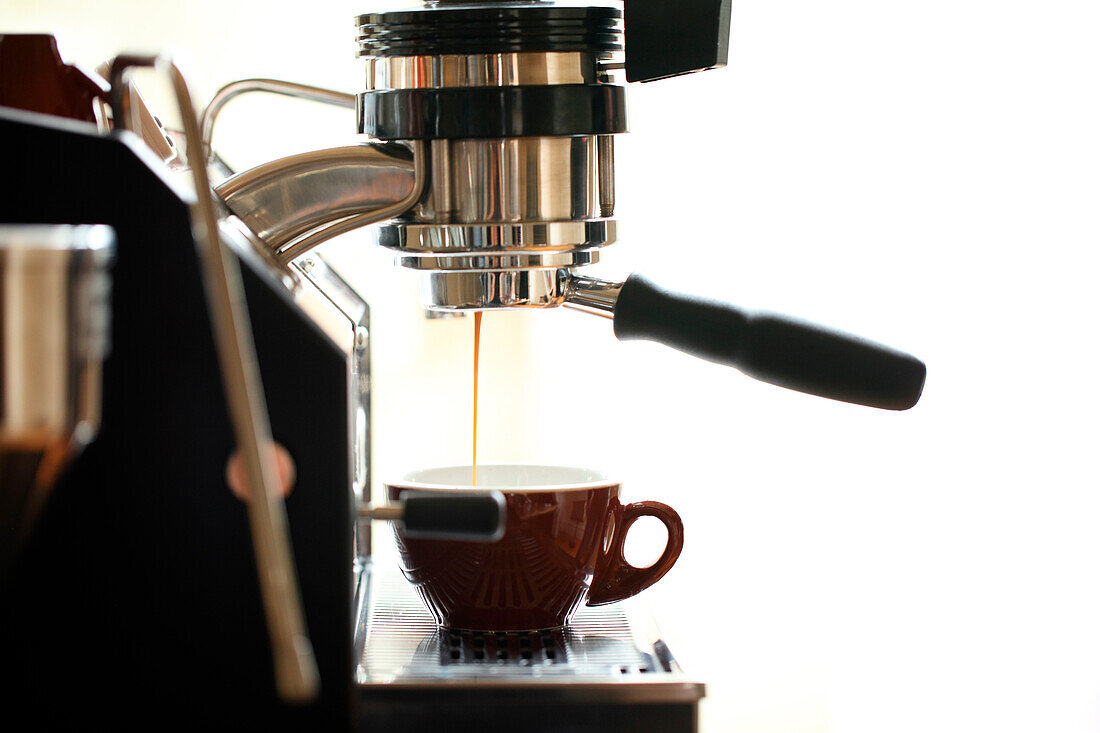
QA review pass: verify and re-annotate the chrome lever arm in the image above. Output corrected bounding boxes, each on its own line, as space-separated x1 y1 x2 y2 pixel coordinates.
203 77 426 265
109 55 320 703
201 78 356 162
214 140 426 265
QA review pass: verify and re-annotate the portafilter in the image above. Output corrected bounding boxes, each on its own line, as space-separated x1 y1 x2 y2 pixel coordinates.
209 0 926 411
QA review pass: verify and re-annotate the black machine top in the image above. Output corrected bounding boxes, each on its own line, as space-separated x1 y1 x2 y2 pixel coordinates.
355 0 732 83
356 2 623 58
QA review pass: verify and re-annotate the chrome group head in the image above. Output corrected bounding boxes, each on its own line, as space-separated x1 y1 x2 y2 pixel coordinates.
356 2 625 309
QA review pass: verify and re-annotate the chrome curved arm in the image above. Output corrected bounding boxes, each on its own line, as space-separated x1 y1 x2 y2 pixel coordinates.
200 78 356 162
109 55 320 704
214 140 427 265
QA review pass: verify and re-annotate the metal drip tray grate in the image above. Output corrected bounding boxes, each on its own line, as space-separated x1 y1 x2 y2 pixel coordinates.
439 627 636 668
355 564 700 691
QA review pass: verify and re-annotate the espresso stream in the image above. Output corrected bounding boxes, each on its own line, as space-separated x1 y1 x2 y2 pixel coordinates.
472 311 482 486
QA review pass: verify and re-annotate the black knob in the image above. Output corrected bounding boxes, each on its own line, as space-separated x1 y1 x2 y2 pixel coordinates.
625 0 733 82
401 492 506 542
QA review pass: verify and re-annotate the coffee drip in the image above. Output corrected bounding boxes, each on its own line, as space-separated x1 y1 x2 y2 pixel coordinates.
472 311 482 486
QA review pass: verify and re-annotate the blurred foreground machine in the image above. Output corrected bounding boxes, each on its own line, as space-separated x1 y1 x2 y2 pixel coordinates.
0 2 923 730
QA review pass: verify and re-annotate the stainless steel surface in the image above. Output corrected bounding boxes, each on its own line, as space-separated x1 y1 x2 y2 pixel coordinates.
215 143 419 252
359 26 621 312
202 77 428 265
355 563 704 702
563 274 622 319
110 55 319 704
398 250 599 271
410 135 614 224
273 140 425 265
379 219 615 254
290 255 373 565
419 267 573 309
364 51 611 90
0 224 113 561
354 11 626 311
200 28 627 312
411 257 633 310
381 134 617 310
201 78 356 161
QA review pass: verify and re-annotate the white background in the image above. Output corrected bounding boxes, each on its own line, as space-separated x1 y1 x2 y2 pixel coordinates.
8 1 1100 731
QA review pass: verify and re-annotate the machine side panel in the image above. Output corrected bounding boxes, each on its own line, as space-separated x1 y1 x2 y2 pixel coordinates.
0 108 352 730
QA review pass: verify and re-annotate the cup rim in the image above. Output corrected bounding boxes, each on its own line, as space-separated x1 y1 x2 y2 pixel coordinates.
386 464 618 493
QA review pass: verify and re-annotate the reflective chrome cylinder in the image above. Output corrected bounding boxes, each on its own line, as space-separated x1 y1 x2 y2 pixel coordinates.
0 224 114 563
356 2 625 309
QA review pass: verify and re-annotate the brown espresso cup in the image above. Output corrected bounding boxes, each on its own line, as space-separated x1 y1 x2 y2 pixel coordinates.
385 465 683 631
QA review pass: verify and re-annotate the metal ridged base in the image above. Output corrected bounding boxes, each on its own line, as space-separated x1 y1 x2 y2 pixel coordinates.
399 251 598 271
355 563 703 698
378 218 614 308
418 268 570 309
378 219 615 254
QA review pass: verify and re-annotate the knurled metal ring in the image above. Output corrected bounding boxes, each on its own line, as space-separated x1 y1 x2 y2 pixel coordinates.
375 219 616 253
397 250 599 271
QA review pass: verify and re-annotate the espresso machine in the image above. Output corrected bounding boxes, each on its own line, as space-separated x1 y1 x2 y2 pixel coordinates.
0 2 925 730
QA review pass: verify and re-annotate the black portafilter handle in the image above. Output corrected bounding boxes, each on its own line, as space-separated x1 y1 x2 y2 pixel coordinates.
607 274 926 410
364 492 506 542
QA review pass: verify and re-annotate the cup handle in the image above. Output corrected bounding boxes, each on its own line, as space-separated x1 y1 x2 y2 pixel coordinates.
588 501 684 606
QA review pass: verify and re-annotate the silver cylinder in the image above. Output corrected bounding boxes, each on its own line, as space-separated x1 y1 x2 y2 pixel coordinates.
363 49 622 309
412 135 614 224
363 51 611 92
0 224 114 562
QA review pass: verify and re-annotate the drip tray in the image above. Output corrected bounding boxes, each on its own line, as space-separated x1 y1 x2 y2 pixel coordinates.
355 563 704 733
